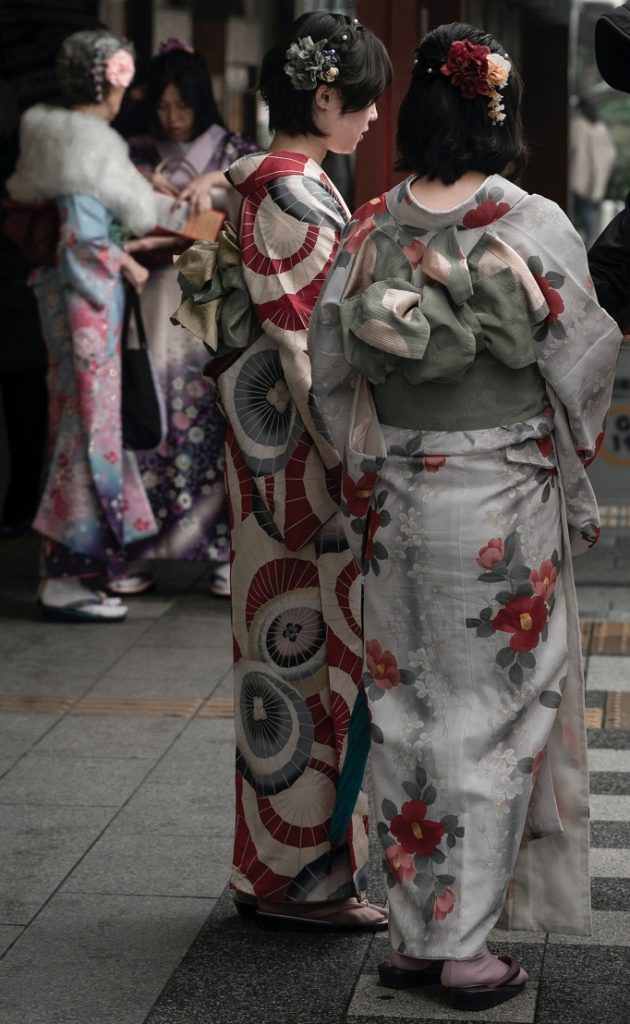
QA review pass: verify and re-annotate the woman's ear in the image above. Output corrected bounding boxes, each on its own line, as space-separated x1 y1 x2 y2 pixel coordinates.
313 84 334 112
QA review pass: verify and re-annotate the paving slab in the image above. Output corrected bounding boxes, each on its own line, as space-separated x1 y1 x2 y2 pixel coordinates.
0 714 60 759
590 821 630 846
134 615 232 649
589 772 630 794
31 715 187 760
0 926 23 957
91 645 229 698
590 794 630 820
145 891 373 1024
62 830 232 898
0 892 212 1024
588 749 630 771
0 804 115 923
590 848 630 877
106 777 234 838
535 980 630 1024
0 752 153 806
548 910 630 946
591 877 630 911
586 656 630 691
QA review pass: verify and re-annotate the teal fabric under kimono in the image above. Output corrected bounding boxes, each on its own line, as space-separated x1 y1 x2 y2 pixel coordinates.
308 175 622 957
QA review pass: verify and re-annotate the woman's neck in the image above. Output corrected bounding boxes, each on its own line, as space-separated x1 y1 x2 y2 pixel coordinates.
268 131 327 166
410 170 488 211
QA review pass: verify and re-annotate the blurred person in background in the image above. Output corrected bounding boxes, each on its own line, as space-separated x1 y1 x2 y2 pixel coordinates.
7 29 158 622
123 43 258 598
570 95 615 247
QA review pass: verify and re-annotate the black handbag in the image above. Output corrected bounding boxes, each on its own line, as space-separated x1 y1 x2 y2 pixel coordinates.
121 285 166 451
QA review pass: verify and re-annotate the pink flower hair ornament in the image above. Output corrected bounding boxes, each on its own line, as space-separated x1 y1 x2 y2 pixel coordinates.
439 39 511 125
158 38 194 55
105 49 135 89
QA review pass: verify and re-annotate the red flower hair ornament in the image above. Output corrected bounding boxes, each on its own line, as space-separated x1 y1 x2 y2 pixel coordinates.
436 39 511 125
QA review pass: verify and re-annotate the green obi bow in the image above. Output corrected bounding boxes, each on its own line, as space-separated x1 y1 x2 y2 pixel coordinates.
339 226 550 385
170 221 257 355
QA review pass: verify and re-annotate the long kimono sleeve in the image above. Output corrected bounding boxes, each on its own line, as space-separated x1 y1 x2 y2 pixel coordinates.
510 195 622 550
215 169 351 549
57 195 122 310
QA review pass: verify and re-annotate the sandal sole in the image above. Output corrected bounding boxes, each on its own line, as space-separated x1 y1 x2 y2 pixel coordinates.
40 605 127 624
448 981 526 1012
378 963 443 989
256 911 388 933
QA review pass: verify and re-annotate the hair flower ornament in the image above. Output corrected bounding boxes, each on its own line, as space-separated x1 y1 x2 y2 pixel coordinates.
105 48 135 88
284 36 339 90
440 39 511 124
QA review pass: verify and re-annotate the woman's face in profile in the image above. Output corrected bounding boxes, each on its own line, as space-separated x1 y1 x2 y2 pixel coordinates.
156 83 195 143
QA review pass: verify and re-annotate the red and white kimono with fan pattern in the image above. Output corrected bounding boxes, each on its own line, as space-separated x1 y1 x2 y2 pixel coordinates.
215 151 369 902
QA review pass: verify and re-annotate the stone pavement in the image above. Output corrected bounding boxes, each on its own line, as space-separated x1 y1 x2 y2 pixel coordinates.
0 530 629 1024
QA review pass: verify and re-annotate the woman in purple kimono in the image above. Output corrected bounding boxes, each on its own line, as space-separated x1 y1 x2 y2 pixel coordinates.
125 44 258 596
8 30 158 622
309 22 621 1012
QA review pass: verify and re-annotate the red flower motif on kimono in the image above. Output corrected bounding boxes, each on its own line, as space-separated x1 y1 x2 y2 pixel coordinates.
535 276 564 324
134 517 152 532
402 237 427 269
343 472 375 517
366 639 401 690
104 451 118 464
422 455 447 473
530 559 557 600
536 435 553 458
476 537 504 570
492 595 548 652
434 888 456 920
463 199 511 229
385 844 416 883
390 800 446 856
345 216 377 254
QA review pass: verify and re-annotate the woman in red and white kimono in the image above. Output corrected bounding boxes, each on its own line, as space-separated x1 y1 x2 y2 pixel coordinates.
173 12 392 928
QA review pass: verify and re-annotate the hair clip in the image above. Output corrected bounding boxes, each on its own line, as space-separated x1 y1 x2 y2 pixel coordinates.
284 36 340 90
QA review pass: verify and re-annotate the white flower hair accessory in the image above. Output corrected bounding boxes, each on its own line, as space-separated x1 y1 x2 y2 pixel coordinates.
284 36 340 91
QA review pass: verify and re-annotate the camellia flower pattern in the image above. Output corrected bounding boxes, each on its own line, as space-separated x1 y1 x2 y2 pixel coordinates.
390 799 445 856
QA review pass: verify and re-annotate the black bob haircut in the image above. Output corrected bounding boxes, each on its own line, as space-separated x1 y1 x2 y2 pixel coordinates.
259 12 393 137
144 48 225 141
397 23 527 184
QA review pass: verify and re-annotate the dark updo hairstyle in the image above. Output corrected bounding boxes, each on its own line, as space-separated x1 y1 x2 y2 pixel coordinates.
145 48 225 141
397 22 527 184
259 12 393 137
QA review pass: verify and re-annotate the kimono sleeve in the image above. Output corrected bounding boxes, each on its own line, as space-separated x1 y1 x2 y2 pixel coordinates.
510 195 622 466
241 173 346 365
57 195 122 310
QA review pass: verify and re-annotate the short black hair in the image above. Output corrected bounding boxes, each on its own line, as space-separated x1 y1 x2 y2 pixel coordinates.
144 48 224 141
396 22 527 184
259 12 393 137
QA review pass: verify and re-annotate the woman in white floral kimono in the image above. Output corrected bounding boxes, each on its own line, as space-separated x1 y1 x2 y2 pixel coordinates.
308 23 622 1012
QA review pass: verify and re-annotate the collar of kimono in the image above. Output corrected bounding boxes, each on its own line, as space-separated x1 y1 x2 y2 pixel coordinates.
156 123 228 179
226 149 340 203
387 173 527 233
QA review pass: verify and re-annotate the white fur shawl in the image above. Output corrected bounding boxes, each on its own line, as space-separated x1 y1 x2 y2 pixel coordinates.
7 105 156 237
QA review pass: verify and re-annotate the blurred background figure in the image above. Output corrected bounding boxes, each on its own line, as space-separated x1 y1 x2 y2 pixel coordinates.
123 43 258 598
7 29 158 622
570 94 616 247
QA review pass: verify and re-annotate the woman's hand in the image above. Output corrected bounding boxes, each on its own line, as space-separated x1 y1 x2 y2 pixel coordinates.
178 171 229 215
125 236 181 254
150 170 180 198
121 251 150 293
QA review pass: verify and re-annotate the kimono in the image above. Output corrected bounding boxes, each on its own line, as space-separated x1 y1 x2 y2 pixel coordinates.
7 105 159 577
172 151 371 901
308 175 622 957
128 125 258 563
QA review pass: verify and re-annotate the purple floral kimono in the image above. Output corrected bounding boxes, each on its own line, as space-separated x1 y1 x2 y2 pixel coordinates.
308 175 622 958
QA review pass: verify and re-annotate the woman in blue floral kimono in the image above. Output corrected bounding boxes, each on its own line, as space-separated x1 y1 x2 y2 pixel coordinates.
8 31 158 621
309 23 622 1012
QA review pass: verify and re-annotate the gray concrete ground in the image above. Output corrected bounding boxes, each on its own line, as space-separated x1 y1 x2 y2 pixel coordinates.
0 530 629 1024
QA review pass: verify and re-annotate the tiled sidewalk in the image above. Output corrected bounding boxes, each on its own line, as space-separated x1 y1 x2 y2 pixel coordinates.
0 532 629 1024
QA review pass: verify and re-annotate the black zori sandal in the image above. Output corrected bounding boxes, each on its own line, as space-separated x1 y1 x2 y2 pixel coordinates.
445 955 526 1012
378 960 443 988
